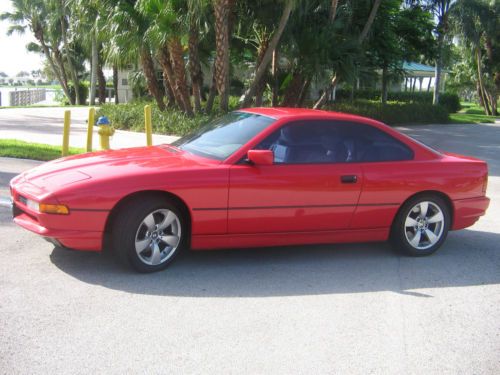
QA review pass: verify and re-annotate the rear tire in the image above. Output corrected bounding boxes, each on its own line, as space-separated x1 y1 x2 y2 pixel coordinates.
112 196 187 272
391 194 450 256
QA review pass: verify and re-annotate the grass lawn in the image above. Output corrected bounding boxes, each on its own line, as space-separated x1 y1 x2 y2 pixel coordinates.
450 102 499 124
0 140 84 161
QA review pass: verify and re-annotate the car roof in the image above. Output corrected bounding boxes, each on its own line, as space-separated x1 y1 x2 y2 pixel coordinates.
239 107 384 126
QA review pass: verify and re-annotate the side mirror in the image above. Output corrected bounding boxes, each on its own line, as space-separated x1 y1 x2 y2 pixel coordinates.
247 150 274 166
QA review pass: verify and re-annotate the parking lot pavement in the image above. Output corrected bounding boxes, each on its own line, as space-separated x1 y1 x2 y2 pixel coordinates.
0 106 177 149
0 123 499 374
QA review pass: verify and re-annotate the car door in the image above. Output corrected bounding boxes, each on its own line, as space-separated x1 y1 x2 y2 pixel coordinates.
227 120 363 234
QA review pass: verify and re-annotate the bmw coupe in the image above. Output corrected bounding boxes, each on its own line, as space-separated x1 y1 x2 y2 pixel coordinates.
10 108 490 272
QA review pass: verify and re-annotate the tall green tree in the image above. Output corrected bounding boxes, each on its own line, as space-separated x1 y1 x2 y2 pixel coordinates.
1 0 74 103
451 0 499 115
213 0 231 111
240 0 295 107
108 0 166 111
313 0 383 109
411 0 455 105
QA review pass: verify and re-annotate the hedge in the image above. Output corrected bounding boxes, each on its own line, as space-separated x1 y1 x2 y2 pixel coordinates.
326 102 450 125
334 89 461 113
98 99 450 138
97 102 214 136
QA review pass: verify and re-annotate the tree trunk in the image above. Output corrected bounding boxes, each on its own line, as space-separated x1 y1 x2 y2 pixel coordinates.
271 49 279 107
298 78 311 107
476 48 492 115
314 0 381 109
34 29 72 103
254 37 271 107
140 46 166 111
358 0 382 44
163 75 176 108
282 72 305 107
330 0 339 22
485 36 498 116
169 38 194 116
90 32 98 105
113 65 119 104
53 48 74 105
427 77 432 92
60 12 81 105
189 20 203 113
206 63 217 113
476 81 484 107
381 65 388 104
241 0 293 108
313 75 338 109
97 55 107 105
213 0 231 112
158 45 185 111
433 33 444 105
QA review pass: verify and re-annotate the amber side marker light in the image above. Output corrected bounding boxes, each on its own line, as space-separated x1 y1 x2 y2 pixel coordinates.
39 203 70 215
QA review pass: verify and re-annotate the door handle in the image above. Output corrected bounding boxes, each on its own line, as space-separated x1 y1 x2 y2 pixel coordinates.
341 175 358 183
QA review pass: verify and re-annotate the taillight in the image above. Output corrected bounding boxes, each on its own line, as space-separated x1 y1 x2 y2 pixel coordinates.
482 172 488 194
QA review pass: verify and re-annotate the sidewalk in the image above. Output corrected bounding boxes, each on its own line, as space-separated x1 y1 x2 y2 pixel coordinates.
0 106 179 150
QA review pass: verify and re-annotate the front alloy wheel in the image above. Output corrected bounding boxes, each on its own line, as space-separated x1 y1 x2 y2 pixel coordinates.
135 209 181 266
112 197 186 272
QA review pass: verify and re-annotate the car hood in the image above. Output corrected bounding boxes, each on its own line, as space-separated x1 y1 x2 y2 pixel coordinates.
17 145 219 190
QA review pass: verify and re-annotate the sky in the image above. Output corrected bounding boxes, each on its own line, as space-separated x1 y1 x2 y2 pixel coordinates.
0 0 45 77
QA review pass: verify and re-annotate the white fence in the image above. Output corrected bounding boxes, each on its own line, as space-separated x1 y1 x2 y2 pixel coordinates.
7 89 47 106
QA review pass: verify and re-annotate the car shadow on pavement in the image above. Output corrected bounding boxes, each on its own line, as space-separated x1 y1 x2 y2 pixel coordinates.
49 228 500 298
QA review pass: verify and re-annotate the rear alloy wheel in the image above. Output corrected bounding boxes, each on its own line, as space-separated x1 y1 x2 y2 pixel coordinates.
112 197 186 272
392 195 450 256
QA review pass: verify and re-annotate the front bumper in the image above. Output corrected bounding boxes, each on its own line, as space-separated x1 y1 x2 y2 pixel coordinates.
13 209 103 251
10 185 106 252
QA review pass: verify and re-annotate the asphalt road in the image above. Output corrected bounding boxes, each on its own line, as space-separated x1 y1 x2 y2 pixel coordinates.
0 123 499 374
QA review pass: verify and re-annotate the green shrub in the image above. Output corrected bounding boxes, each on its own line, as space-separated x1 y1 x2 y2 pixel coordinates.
335 89 460 112
439 93 461 113
97 101 214 136
326 101 450 125
58 83 89 105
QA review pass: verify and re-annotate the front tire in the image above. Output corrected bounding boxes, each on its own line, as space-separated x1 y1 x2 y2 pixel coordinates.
112 197 187 272
391 195 450 256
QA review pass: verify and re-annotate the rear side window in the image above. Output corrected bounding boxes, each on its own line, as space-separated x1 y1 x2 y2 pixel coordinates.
256 120 414 164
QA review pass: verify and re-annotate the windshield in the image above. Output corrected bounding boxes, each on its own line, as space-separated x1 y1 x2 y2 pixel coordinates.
172 111 276 160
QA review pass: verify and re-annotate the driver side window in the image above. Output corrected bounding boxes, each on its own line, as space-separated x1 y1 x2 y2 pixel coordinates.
256 121 347 164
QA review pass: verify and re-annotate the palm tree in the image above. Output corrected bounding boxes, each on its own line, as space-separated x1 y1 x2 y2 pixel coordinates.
213 0 231 111
1 0 73 103
313 0 382 109
70 0 100 105
187 0 207 113
139 0 194 116
109 0 166 111
240 0 295 108
412 0 455 105
451 0 498 115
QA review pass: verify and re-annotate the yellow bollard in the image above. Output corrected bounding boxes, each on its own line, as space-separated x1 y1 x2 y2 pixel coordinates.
62 110 71 157
96 116 115 150
144 104 153 146
86 107 95 152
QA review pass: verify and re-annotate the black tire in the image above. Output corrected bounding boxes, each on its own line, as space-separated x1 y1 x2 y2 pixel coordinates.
391 194 450 256
112 196 187 272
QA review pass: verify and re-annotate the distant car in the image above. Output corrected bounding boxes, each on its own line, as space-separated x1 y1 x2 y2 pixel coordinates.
10 108 490 272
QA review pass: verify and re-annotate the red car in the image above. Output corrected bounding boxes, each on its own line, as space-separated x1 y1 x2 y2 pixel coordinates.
10 108 490 272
